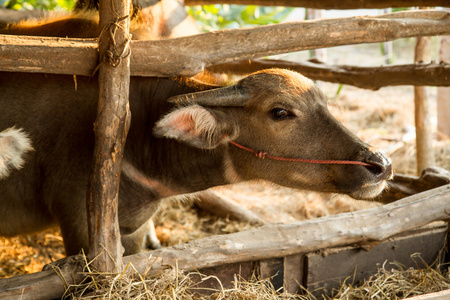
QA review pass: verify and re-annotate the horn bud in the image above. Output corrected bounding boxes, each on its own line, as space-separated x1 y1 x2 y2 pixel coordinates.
168 84 249 107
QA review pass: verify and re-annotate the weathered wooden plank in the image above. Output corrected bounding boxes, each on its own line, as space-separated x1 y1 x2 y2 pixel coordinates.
131 10 450 77
208 59 450 90
85 0 131 272
379 167 450 203
437 35 450 138
414 9 436 175
406 289 450 300
1 185 449 299
0 10 449 76
194 261 254 293
0 35 98 74
259 258 284 290
258 254 305 293
124 184 450 275
283 253 305 294
0 255 85 300
252 223 447 297
185 0 450 9
305 222 447 297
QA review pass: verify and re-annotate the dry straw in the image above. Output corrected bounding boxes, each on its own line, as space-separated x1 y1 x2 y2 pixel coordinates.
333 258 450 300
59 251 450 300
1 83 449 299
63 257 302 300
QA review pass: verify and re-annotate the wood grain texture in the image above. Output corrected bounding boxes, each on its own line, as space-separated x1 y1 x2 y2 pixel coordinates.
208 59 450 89
1 185 449 299
1 10 449 76
85 0 131 272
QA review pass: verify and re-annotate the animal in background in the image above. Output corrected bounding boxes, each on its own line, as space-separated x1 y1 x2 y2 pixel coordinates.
0 0 200 39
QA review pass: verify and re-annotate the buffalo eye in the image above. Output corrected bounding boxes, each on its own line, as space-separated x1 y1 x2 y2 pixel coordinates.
271 108 294 120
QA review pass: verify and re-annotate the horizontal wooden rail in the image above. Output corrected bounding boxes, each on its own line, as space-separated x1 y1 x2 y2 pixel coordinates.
185 0 450 9
0 10 449 77
1 184 449 299
208 59 450 89
0 36 98 75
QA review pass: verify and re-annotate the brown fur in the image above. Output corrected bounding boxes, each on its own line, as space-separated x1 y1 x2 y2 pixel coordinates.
0 69 392 256
0 6 392 257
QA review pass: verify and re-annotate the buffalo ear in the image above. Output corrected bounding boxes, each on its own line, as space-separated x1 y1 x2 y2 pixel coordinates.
153 105 238 149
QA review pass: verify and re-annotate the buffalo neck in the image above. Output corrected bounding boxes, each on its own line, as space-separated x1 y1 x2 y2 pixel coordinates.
124 76 230 196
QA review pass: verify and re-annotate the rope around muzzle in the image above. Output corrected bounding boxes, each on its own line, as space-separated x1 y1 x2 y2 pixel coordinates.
229 140 372 167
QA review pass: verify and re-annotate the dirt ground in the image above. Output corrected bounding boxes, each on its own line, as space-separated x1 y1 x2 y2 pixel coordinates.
0 38 449 297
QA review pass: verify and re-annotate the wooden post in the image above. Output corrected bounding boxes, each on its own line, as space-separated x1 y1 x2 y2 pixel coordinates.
207 59 450 90
86 0 131 271
305 9 327 63
1 184 449 300
437 34 450 139
414 9 436 175
305 8 326 89
382 8 394 65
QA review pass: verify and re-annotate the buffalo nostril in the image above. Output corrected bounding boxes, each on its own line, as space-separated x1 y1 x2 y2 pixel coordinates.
364 151 393 180
365 163 383 176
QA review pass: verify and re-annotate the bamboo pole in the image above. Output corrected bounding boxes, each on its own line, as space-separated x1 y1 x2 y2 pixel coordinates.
86 0 131 272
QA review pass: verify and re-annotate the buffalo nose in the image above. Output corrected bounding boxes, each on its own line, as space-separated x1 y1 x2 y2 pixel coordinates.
363 150 393 180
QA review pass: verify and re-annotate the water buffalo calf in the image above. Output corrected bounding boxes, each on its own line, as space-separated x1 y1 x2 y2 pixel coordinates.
0 69 392 255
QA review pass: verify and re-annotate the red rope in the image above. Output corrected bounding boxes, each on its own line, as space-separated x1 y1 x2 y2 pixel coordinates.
229 140 372 167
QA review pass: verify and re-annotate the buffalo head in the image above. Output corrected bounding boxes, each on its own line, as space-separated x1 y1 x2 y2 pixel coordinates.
154 69 392 200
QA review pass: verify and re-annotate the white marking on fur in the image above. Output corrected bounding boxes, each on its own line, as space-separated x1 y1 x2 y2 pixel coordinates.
121 160 179 198
155 105 218 148
0 128 33 179
143 219 161 250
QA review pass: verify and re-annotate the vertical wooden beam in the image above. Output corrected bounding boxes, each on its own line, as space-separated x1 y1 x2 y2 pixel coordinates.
305 9 327 63
382 8 394 65
305 8 326 90
414 9 435 175
86 0 131 271
437 34 450 139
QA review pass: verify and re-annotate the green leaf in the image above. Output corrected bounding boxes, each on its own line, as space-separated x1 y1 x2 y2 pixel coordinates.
4 0 74 10
187 5 293 31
